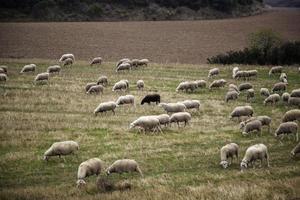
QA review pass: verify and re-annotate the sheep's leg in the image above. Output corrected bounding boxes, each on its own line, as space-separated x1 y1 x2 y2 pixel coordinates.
177 122 180 128
266 154 270 167
296 132 299 142
112 110 115 115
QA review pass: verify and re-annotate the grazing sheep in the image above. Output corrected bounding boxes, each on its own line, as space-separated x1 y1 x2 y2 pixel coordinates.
282 92 290 103
63 58 73 67
291 89 300 98
176 81 198 92
220 143 239 169
90 57 102 66
241 119 262 136
34 72 49 83
116 58 130 67
230 106 254 120
282 109 300 122
0 65 8 74
272 82 287 93
141 94 161 105
59 53 75 62
136 80 144 90
279 73 288 83
291 142 300 157
159 103 186 113
155 114 170 127
169 112 191 127
260 88 270 97
234 70 248 80
130 116 161 133
137 59 149 67
87 85 104 95
275 122 298 141
116 95 135 106
77 158 104 187
94 101 118 115
246 89 255 101
225 90 239 102
0 73 7 82
43 141 79 161
0 68 5 74
208 68 219 78
195 80 207 88
209 79 227 89
264 94 280 105
288 97 300 107
178 100 200 111
85 82 97 92
47 65 61 74
112 80 129 92
228 84 239 93
269 66 283 76
116 62 131 72
246 70 258 79
240 116 272 133
106 159 143 177
232 67 239 78
238 82 253 92
20 64 36 73
240 144 269 171
97 76 108 86
131 59 139 67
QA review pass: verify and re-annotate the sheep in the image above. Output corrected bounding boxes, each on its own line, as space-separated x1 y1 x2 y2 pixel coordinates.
131 59 139 67
169 112 191 127
90 57 102 66
130 116 161 133
155 114 170 127
137 80 144 90
116 62 131 72
159 103 186 113
275 122 298 141
240 144 269 171
291 142 300 157
43 140 79 161
97 76 108 86
246 70 258 79
176 81 198 92
178 100 200 111
234 70 248 80
264 94 280 106
291 89 300 98
240 115 272 133
238 82 253 92
246 89 255 101
0 65 8 74
0 68 5 74
220 143 239 169
34 72 49 83
87 85 104 95
77 158 104 187
112 80 129 92
0 73 7 82
230 106 254 120
85 82 97 92
269 66 283 76
288 97 300 107
279 73 287 83
59 53 75 62
241 119 262 136
116 95 135 106
141 94 160 105
228 84 239 93
116 58 130 67
232 67 239 78
282 109 300 122
282 92 290 103
208 68 219 78
106 159 143 177
47 65 61 74
20 64 36 73
260 88 270 98
209 79 227 89
195 80 207 88
272 82 287 93
63 58 73 67
137 59 149 67
225 90 239 102
94 101 118 115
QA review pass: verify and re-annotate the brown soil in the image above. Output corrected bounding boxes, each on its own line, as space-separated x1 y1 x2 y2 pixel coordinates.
0 8 299 64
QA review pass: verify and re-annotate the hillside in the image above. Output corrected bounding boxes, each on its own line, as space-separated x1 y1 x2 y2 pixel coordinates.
0 0 264 21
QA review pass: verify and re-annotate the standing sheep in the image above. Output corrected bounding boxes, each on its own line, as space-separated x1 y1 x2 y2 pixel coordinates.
178 100 200 111
282 109 300 122
87 85 104 95
225 90 239 102
77 158 104 187
169 112 191 127
233 71 248 80
208 68 219 78
264 94 280 106
232 67 239 78
269 66 283 76
275 122 298 141
20 64 36 73
47 65 61 74
228 84 239 93
288 97 300 107
85 82 97 92
230 106 254 120
240 116 272 133
97 76 108 86
59 53 75 62
241 119 262 136
141 94 161 105
240 144 269 171
116 62 131 72
291 89 300 98
94 101 118 115
136 80 144 90
0 65 8 74
195 80 207 88
159 103 186 113
0 74 7 82
63 58 74 67
90 57 102 66
238 83 253 92
220 143 239 169
272 82 287 93
291 142 300 157
209 79 227 89
137 59 149 67
279 73 288 83
282 92 290 103
116 95 135 106
106 159 143 177
34 72 49 83
155 114 170 127
43 141 79 161
260 88 270 98
116 58 130 67
130 116 161 133
246 89 255 101
176 81 198 92
112 80 129 92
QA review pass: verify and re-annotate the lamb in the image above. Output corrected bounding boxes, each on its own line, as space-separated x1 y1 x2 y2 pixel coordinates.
240 115 272 133
260 88 270 97
47 65 61 74
0 73 7 82
136 80 144 90
220 143 239 169
87 85 104 95
141 94 161 105
232 67 239 78
116 62 131 72
169 112 192 127
225 90 239 102
241 119 262 136
112 80 129 92
90 57 102 66
264 93 280 105
230 106 254 120
275 122 298 141
63 58 73 67
240 144 269 171
279 73 287 83
246 89 255 101
238 82 253 92
116 95 135 106
288 97 300 107
77 158 104 187
291 142 300 157
178 100 200 111
159 103 186 113
290 89 300 98
43 140 79 161
59 53 75 62
176 81 198 92
0 65 8 74
106 159 143 177
269 66 283 76
94 101 118 115
272 82 287 93
228 84 239 93
20 64 36 73
34 72 49 82
282 109 300 122
85 82 97 92
209 79 227 89
195 80 207 88
282 92 290 103
137 59 149 67
97 76 108 86
130 116 161 133
208 68 219 78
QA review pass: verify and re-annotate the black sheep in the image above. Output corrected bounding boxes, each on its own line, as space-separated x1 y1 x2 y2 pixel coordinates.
141 94 161 105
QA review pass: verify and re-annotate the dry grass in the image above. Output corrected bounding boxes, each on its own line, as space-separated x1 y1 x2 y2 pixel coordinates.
0 58 299 200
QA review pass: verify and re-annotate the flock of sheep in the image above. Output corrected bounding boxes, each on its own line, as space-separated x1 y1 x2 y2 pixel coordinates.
1 53 300 189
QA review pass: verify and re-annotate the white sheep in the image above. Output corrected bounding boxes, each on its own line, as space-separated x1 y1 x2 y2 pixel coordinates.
269 66 283 76
176 81 198 92
230 106 254 120
20 64 36 73
228 84 239 93
169 112 191 127
97 76 108 86
240 144 269 171
34 72 49 83
208 68 219 78
260 88 270 98
59 53 75 62
116 95 135 106
238 82 253 92
130 116 162 133
159 103 186 113
63 58 74 67
106 159 143 176
47 65 61 74
90 57 102 66
275 121 298 141
116 62 131 72
264 93 280 106
0 68 5 74
282 92 290 103
279 73 287 83
87 85 104 95
178 100 200 111
232 67 239 78
0 65 8 74
94 101 118 115
195 80 207 88
112 80 129 92
291 89 300 98
288 97 300 107
0 73 7 82
137 59 149 67
240 115 272 133
291 142 300 157
85 82 97 92
272 82 287 93
241 119 262 136
233 70 248 80
155 114 170 127
225 90 239 102
246 70 258 79
131 59 139 67
116 58 130 67
282 109 300 122
77 158 104 187
209 79 227 89
246 89 255 101
220 143 239 169
43 140 79 161
136 80 144 90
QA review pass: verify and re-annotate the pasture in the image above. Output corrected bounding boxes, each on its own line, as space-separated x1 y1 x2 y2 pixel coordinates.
0 58 299 200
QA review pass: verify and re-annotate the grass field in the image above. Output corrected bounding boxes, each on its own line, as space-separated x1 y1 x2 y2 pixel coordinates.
0 59 299 200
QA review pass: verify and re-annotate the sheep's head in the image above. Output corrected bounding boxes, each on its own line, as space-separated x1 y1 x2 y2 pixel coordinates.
129 123 135 130
239 122 246 130
43 155 49 161
76 179 86 188
240 160 248 171
220 161 229 169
